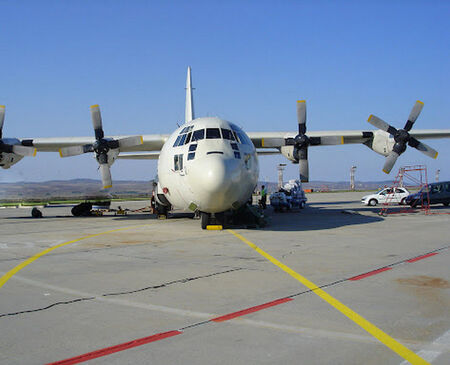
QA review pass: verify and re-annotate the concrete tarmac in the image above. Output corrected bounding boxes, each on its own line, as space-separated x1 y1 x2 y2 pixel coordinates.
0 192 449 365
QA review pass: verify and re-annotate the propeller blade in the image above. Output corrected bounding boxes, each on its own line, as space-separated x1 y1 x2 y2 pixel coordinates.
367 115 397 135
297 100 306 135
299 160 309 182
90 104 104 140
314 136 344 146
409 137 438 159
118 136 143 148
12 145 36 157
298 146 309 182
0 105 4 138
382 151 400 174
404 100 424 131
59 145 93 157
99 163 112 189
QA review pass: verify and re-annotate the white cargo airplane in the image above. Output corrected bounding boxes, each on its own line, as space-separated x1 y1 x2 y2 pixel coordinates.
1 68 450 228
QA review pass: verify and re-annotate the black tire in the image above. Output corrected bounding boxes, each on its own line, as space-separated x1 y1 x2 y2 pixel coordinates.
299 201 306 209
369 199 378 206
201 212 209 229
400 198 406 205
443 202 449 207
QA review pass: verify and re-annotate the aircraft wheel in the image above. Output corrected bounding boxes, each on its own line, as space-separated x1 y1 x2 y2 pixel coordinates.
201 212 209 229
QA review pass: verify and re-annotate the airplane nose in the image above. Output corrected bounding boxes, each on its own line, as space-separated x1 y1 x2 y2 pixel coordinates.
188 155 241 212
196 156 230 193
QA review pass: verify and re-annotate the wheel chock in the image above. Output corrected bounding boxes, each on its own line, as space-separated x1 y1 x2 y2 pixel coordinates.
206 225 223 230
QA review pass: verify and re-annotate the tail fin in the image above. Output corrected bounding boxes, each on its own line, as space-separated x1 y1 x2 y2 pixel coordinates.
185 66 195 123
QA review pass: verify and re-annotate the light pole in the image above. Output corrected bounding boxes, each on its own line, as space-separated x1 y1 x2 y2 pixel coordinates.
350 166 357 191
277 164 286 189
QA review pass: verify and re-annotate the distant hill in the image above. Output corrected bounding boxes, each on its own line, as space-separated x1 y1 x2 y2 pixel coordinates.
0 178 401 202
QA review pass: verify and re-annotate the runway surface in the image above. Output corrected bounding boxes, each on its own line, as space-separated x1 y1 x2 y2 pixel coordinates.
0 192 449 364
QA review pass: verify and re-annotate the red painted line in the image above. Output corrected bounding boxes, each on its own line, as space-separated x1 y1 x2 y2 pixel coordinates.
348 267 392 281
407 252 438 263
211 297 293 322
47 330 182 365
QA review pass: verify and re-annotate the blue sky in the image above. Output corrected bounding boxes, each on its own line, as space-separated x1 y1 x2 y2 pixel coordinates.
1 0 449 184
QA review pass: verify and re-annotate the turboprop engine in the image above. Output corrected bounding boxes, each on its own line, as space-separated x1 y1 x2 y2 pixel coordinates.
363 130 394 157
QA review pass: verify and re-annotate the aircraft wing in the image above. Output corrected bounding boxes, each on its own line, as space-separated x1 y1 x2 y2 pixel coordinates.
117 152 160 160
25 134 170 152
248 129 450 148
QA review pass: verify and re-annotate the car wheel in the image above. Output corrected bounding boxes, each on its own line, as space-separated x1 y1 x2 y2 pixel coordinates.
300 201 306 209
443 202 449 207
400 198 406 205
369 199 378 206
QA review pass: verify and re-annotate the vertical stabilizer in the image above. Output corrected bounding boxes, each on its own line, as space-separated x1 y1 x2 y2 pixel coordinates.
185 66 195 123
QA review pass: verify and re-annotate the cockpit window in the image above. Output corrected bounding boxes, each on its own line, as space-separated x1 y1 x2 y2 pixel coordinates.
206 128 221 139
221 128 235 141
192 129 205 141
178 134 187 146
185 132 192 144
173 135 182 147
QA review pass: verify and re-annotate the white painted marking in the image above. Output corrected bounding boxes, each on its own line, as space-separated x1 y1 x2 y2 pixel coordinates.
0 244 8 249
399 329 450 364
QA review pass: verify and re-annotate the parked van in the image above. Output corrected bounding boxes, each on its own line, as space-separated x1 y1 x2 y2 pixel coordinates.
405 181 450 207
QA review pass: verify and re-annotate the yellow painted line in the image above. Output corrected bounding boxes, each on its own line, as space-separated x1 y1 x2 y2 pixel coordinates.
227 229 429 365
207 225 223 230
0 225 148 289
103 185 112 189
58 149 63 158
32 148 37 157
140 136 144 144
340 136 344 144
261 138 265 147
433 152 438 159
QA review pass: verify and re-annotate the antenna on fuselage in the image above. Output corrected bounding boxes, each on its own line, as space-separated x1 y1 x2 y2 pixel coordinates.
185 66 195 123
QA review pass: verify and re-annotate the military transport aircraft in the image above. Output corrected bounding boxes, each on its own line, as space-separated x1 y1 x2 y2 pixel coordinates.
1 67 450 228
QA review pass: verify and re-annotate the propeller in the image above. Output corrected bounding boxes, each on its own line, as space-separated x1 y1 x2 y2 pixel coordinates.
59 104 143 189
285 100 343 182
0 105 36 156
368 100 438 174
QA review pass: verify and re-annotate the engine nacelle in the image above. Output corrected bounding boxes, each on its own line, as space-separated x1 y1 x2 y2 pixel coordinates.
363 130 395 157
280 145 298 163
0 152 24 169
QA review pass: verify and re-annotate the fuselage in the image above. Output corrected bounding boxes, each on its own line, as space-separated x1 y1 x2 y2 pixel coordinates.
157 117 259 213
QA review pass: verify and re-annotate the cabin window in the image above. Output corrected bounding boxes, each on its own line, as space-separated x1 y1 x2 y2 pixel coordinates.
192 129 205 141
234 151 241 159
174 154 183 171
189 144 197 151
231 143 239 151
173 135 182 147
221 128 235 140
187 152 195 160
206 128 221 139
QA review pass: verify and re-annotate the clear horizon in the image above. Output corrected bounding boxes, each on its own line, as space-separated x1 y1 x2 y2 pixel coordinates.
1 1 449 186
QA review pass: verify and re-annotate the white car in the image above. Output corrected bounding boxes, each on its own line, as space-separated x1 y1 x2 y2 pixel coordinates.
361 187 410 206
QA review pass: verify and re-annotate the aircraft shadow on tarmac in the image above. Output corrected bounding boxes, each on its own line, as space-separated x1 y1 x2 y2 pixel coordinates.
261 205 384 232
